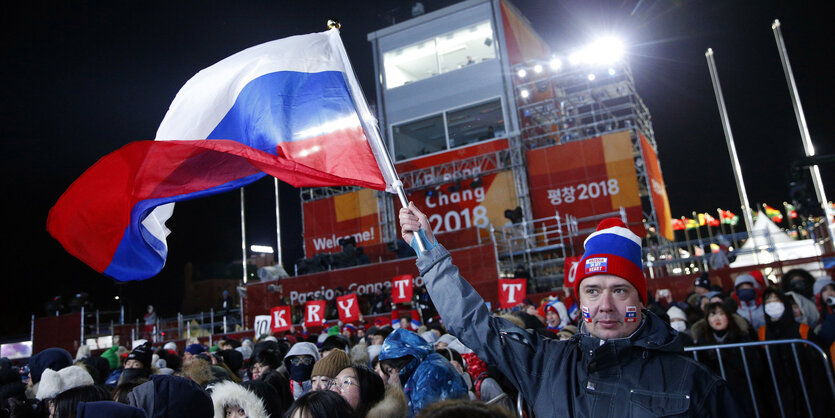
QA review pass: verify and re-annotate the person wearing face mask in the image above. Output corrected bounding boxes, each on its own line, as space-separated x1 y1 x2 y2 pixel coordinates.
282 342 319 400
732 274 765 331
781 269 820 327
757 287 833 416
665 306 695 346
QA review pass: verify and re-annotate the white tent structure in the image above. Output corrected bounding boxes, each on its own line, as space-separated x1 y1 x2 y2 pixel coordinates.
730 211 822 268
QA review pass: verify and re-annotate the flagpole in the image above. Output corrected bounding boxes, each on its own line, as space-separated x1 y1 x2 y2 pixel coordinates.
705 49 755 235
682 217 692 259
241 188 248 284
784 201 795 231
274 178 283 267
327 20 427 253
717 208 728 237
772 20 835 247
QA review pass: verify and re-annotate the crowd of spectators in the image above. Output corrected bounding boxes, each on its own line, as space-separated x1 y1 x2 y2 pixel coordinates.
1 267 833 417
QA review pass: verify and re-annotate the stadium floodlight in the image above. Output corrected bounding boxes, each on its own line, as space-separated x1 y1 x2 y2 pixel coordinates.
517 68 527 78
533 64 543 73
585 37 624 65
250 244 274 253
587 73 596 81
568 52 582 66
520 89 530 98
608 68 616 76
549 58 562 70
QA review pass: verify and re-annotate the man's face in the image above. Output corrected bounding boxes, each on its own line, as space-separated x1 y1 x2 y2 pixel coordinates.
124 359 144 369
546 310 560 327
578 274 643 340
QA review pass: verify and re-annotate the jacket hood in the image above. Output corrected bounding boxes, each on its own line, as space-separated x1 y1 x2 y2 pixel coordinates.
379 329 432 383
128 375 213 418
76 401 146 418
282 342 319 370
211 381 268 418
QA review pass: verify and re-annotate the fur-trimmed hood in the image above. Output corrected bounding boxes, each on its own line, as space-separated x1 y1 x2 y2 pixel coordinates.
211 381 268 418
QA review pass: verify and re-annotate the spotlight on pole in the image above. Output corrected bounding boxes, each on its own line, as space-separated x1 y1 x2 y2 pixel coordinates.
533 64 543 73
587 73 596 81
517 69 527 78
608 68 616 76
520 89 530 98
250 245 274 254
549 58 562 70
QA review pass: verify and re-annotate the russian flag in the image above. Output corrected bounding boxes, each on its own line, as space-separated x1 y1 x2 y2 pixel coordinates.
47 29 394 281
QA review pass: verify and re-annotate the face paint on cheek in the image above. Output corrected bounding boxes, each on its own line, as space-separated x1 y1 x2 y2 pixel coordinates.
625 306 638 323
582 306 592 323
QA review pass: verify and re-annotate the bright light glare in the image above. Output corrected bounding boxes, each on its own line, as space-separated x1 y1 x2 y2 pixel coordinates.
520 89 530 98
533 64 543 73
587 73 596 81
549 58 561 70
608 68 616 76
250 245 275 254
517 69 527 78
570 37 624 66
586 37 624 64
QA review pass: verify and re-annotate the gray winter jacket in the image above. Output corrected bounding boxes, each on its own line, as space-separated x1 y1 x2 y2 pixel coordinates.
418 245 747 417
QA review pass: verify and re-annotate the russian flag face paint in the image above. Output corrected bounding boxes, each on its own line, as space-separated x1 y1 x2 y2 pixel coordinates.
582 305 592 323
625 306 638 323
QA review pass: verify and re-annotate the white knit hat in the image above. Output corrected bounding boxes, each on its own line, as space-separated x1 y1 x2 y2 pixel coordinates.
36 365 94 400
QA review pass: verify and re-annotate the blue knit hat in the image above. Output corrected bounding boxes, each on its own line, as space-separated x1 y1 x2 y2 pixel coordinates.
574 218 646 304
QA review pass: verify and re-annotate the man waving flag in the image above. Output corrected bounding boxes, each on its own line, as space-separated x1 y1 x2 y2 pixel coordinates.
48 28 396 281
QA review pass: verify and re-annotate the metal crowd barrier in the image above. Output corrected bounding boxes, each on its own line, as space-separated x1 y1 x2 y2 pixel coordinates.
685 339 835 418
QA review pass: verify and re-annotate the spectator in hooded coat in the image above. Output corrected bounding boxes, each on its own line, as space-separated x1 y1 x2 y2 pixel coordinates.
128 375 213 418
210 380 282 418
283 342 319 400
732 273 765 331
378 329 467 416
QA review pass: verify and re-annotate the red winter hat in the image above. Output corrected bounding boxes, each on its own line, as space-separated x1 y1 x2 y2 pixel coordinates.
574 218 647 304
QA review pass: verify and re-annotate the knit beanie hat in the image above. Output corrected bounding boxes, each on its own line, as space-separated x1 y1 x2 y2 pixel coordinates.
310 350 350 379
28 347 73 384
127 342 152 370
574 218 646 304
36 365 94 400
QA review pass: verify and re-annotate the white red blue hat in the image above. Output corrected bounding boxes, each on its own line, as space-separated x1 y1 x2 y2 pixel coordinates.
574 218 647 304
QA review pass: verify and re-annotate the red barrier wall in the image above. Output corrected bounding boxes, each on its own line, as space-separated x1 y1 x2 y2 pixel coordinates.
34 313 81 354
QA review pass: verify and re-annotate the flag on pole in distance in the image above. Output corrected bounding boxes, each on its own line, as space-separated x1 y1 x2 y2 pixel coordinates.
718 209 739 226
684 218 699 230
784 203 798 219
764 205 783 223
699 213 720 227
47 29 396 281
671 218 686 231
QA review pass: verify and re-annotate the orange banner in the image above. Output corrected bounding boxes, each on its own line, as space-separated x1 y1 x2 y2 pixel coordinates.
640 133 673 240
526 131 644 235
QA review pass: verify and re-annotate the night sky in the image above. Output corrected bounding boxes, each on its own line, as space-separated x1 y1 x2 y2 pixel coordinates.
2 0 832 336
